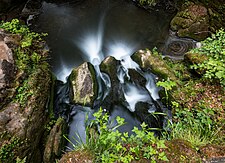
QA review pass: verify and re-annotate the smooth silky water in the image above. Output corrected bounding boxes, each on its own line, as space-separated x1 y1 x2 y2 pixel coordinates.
33 0 178 150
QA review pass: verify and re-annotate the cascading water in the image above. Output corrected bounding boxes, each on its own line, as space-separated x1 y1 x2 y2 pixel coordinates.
32 0 189 150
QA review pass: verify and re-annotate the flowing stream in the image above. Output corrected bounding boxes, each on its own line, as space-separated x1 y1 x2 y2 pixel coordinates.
31 0 195 150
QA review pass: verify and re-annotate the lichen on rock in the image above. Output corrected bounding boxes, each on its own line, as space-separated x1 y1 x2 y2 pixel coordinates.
69 62 97 106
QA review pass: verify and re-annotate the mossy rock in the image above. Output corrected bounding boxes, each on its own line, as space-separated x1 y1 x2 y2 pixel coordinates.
184 52 208 75
69 62 97 106
165 139 201 162
170 3 209 41
132 49 177 81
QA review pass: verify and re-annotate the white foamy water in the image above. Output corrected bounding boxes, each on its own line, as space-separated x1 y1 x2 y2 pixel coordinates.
124 83 150 112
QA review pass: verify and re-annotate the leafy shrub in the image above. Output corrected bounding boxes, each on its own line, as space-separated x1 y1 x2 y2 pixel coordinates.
67 108 168 163
167 102 224 148
191 29 225 87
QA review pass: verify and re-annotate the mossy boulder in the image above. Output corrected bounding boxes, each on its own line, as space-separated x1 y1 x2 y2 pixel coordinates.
0 26 53 162
184 52 208 75
132 49 177 81
170 3 209 41
165 139 201 162
69 62 97 106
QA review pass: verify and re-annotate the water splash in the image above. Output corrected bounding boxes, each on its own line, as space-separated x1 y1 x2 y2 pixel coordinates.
144 73 160 100
124 83 150 112
57 60 72 82
74 13 106 65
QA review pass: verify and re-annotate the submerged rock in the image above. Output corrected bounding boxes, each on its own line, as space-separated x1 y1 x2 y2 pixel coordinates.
69 62 97 106
170 3 209 41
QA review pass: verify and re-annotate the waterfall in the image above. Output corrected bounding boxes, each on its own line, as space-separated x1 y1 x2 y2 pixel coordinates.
48 0 172 149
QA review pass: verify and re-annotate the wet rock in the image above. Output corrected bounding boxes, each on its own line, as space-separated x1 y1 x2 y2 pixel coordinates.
69 62 97 106
170 3 209 41
44 118 66 163
162 32 197 59
100 56 125 108
132 49 176 81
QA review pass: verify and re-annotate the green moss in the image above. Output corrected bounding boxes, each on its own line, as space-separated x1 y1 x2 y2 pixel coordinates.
0 137 24 163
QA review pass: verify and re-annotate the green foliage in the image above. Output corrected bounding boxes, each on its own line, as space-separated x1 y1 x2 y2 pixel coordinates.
1 19 49 107
191 29 225 87
16 157 26 163
0 19 47 72
0 137 23 162
137 0 157 6
157 79 176 104
68 108 168 163
14 79 33 106
167 102 224 148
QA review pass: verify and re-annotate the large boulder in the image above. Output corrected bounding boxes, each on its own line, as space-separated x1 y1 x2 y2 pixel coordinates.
170 3 209 41
69 62 97 106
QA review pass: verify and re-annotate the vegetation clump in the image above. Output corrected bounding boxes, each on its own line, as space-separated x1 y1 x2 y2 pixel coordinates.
0 19 49 106
65 108 168 163
190 29 225 87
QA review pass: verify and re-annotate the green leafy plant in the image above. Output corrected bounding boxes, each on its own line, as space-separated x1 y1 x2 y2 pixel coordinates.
0 19 47 72
16 157 26 163
0 137 23 162
191 29 225 87
14 79 33 106
167 102 224 148
66 108 168 163
157 79 176 105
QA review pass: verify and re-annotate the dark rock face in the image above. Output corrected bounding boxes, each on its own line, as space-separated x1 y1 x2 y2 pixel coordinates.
100 56 124 106
0 29 53 163
69 62 97 106
0 0 27 12
0 30 17 109
0 67 52 162
170 3 209 41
